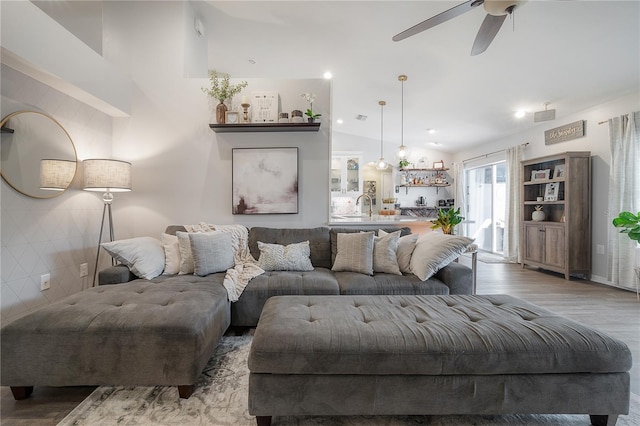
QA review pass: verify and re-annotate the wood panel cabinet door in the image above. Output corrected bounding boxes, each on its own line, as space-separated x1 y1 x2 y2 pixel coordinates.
544 225 566 269
523 223 544 264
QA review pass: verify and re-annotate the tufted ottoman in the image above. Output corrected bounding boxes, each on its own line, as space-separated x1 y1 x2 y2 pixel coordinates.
1 275 230 399
248 294 632 426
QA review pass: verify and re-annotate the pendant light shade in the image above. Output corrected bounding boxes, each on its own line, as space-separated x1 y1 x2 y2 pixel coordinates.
376 100 387 171
397 74 408 159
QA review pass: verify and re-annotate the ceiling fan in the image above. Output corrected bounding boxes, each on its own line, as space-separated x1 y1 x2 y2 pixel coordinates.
393 0 526 56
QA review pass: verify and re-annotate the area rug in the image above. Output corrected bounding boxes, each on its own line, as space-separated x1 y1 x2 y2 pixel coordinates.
59 336 640 426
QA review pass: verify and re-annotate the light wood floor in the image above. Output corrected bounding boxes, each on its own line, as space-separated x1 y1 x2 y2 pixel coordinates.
1 261 638 425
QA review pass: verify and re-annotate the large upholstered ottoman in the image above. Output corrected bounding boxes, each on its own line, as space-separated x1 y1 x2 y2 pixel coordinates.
1 276 230 399
248 294 632 426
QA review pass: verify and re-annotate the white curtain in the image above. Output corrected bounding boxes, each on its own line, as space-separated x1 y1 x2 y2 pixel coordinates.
607 111 640 289
504 145 523 263
454 161 466 236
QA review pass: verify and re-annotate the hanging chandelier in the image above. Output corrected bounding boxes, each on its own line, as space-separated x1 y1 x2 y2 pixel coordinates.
397 75 408 159
376 100 388 170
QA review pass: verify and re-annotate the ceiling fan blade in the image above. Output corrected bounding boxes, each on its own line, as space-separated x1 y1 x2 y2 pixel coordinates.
470 13 508 56
393 0 483 42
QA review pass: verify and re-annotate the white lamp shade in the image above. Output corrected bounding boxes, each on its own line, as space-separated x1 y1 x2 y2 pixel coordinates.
40 159 76 190
83 159 132 192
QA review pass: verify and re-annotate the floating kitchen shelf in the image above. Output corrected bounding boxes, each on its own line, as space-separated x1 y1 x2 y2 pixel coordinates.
209 123 320 133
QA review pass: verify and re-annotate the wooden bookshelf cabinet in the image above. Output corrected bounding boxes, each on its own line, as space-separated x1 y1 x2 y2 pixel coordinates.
520 152 591 279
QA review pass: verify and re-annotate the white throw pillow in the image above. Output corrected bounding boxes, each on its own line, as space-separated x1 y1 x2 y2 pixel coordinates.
379 229 418 274
161 233 181 275
410 232 474 281
189 232 235 276
101 237 165 280
372 230 401 275
176 231 194 274
331 232 375 275
257 240 314 271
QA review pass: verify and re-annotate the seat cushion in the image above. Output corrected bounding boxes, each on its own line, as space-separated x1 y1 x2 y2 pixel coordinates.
334 271 449 295
1 275 230 387
248 294 632 376
231 268 340 327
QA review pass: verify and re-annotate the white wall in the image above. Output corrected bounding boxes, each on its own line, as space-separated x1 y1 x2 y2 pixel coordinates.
453 91 640 289
1 65 113 323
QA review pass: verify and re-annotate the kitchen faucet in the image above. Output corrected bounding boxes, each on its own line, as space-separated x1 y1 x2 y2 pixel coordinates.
356 193 373 217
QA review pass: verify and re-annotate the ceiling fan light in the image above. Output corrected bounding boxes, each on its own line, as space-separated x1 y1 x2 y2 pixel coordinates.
484 0 523 16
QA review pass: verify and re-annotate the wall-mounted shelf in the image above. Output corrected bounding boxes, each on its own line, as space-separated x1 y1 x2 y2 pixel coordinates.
209 122 320 133
398 183 450 195
400 167 449 172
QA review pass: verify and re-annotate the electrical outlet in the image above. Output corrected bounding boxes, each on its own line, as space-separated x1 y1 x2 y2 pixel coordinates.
40 273 51 291
80 263 89 277
597 245 605 255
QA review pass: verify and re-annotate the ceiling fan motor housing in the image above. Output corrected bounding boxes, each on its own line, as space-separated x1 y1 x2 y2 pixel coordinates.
484 0 524 16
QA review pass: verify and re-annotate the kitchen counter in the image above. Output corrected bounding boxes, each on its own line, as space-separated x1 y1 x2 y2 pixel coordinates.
328 214 434 226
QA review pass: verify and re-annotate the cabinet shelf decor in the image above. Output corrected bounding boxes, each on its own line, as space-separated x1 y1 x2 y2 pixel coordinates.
520 151 591 280
209 122 320 133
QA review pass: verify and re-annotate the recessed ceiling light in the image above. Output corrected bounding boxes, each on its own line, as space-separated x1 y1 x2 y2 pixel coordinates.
323 71 332 79
336 119 343 124
515 110 526 118
427 129 436 134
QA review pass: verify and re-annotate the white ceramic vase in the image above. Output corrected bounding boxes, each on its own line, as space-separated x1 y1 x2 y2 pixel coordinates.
532 210 546 222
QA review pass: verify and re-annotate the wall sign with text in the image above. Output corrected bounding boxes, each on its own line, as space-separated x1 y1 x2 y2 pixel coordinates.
545 120 585 145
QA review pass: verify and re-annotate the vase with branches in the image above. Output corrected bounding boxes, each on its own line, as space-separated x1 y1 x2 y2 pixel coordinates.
202 70 248 124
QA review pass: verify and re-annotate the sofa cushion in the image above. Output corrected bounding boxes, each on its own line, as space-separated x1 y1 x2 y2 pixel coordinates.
257 241 314 271
334 271 450 295
379 230 418 274
161 233 181 275
231 268 340 327
331 232 375 275
176 231 195 274
249 227 331 269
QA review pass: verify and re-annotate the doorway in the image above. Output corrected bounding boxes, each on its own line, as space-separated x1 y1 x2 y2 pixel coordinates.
464 162 507 254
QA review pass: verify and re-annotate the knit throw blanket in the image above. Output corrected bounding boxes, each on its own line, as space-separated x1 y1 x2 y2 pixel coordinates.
184 223 264 302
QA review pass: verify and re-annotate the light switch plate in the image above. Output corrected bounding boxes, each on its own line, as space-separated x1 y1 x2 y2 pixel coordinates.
40 273 50 291
80 263 89 277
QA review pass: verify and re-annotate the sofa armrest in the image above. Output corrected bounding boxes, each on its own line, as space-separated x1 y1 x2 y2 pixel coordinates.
98 265 136 285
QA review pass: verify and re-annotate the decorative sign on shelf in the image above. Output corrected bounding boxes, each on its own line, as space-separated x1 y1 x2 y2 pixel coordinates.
545 120 585 145
251 91 278 123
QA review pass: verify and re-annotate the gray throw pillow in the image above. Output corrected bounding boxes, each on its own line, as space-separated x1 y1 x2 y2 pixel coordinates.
189 232 235 276
372 230 401 275
379 229 418 274
331 232 375 275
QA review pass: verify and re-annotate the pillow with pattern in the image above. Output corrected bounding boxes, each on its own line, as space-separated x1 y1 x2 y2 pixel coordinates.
331 231 375 275
257 240 314 271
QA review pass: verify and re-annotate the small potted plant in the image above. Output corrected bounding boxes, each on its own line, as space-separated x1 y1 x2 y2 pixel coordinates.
431 207 464 235
202 70 248 124
301 93 321 123
399 159 410 169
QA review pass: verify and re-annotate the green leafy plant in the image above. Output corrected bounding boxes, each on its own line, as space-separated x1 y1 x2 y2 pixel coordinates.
399 159 410 169
301 93 321 119
202 70 248 103
612 211 640 242
431 207 464 235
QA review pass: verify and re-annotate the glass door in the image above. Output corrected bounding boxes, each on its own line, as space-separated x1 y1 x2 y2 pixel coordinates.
464 162 507 253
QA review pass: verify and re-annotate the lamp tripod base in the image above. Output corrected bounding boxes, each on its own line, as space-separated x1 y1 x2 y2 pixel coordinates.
92 202 115 286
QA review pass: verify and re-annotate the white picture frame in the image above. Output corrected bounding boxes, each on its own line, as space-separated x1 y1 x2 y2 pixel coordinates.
251 91 278 123
544 183 559 201
531 169 551 181
225 111 240 124
553 164 565 179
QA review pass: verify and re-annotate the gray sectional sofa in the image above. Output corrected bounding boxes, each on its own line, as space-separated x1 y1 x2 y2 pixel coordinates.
1 226 474 400
0 226 474 399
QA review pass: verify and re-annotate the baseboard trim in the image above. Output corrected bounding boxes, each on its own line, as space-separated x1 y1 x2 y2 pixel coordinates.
591 274 638 294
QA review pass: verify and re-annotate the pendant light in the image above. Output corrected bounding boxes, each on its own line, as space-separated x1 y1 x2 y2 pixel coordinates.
376 100 388 170
397 75 407 159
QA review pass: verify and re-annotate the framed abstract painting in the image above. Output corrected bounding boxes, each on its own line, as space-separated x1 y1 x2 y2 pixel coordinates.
232 147 298 214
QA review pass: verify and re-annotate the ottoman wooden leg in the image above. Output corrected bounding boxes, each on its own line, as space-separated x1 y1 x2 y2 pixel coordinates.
590 414 619 426
177 385 193 399
10 386 33 400
256 415 272 426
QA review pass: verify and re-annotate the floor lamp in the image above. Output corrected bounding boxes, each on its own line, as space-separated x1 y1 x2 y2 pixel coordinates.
83 159 132 286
